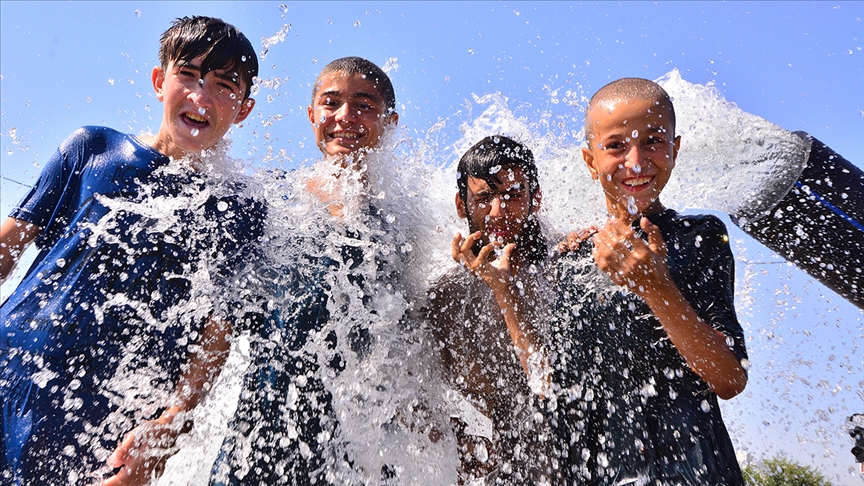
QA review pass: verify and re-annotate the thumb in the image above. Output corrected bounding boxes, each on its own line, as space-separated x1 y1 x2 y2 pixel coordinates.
499 243 517 269
107 430 136 468
641 217 666 256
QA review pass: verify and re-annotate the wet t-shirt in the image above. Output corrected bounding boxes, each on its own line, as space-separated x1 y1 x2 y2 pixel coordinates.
211 204 405 486
552 209 747 486
0 126 265 484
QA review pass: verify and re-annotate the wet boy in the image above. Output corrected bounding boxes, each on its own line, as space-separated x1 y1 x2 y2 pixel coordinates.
0 16 261 486
553 78 748 484
433 135 559 484
210 57 400 486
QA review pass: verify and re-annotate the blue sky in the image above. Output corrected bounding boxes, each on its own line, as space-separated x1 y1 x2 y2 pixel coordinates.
2 1 862 482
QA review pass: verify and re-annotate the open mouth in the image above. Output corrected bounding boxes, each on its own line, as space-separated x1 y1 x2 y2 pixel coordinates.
183 112 209 128
329 131 363 141
622 175 653 189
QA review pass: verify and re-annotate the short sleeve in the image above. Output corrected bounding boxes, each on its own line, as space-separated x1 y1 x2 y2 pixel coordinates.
10 147 69 233
683 216 748 363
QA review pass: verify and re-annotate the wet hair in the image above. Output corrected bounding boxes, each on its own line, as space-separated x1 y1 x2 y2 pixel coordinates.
311 57 396 113
158 16 258 99
457 135 547 264
585 77 676 140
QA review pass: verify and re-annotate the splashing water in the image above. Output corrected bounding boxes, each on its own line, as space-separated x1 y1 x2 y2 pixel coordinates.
47 69 845 485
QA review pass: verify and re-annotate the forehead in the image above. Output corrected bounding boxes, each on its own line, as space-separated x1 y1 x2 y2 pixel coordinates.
589 97 673 135
315 71 385 101
174 56 245 83
466 165 529 193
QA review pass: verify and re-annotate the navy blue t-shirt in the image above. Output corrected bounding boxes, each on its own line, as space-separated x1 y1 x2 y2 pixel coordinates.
0 126 264 484
552 209 747 486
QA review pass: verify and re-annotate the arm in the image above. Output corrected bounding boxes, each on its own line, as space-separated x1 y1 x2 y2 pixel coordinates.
0 216 41 282
100 316 232 486
452 232 550 396
593 217 747 400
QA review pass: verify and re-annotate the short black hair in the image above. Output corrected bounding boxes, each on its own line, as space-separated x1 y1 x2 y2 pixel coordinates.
585 77 676 140
312 57 396 113
457 135 540 204
158 16 258 99
457 135 547 264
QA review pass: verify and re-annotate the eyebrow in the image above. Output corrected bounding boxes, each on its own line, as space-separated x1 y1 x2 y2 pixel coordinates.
176 62 241 88
318 89 381 103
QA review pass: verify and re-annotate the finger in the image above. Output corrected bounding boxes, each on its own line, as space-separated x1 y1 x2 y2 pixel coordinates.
641 217 666 256
106 432 135 468
474 242 497 267
498 243 517 269
460 232 485 260
451 232 465 261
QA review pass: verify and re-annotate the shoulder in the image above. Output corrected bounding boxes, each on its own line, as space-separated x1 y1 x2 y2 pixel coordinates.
57 126 120 151
656 210 730 248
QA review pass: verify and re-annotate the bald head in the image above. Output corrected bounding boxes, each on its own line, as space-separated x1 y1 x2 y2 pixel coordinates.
585 78 676 141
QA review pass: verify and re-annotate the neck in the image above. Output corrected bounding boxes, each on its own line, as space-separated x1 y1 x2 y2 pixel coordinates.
607 200 666 223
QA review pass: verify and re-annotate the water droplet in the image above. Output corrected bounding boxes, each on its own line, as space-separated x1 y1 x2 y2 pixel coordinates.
198 107 206 115
56 258 66 268
217 201 229 212
626 196 638 215
241 55 247 62
468 48 475 55
700 400 711 412
489 165 502 175
354 20 361 27
191 128 200 137
631 130 639 138
230 93 237 100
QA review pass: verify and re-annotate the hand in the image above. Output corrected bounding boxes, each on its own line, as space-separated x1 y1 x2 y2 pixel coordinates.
99 415 191 486
452 231 516 295
557 226 598 254
592 217 670 294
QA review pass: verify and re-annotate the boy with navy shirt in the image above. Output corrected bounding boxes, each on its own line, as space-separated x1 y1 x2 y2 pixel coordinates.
0 16 262 486
553 78 748 484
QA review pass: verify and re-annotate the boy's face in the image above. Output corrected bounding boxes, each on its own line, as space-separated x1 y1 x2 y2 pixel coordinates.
456 165 541 249
307 71 397 158
151 55 255 159
582 97 680 220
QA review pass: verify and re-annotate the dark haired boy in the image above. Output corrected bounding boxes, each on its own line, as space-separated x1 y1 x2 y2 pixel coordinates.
553 78 748 484
0 16 262 486
210 56 401 486
429 135 559 484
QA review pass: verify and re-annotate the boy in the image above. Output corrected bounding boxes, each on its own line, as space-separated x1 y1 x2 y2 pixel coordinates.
0 16 262 486
553 78 748 484
432 135 558 484
210 57 401 486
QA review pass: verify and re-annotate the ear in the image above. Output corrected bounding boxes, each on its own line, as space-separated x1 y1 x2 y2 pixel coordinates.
307 104 317 127
531 188 543 214
582 146 599 180
152 66 166 102
232 98 255 125
385 112 399 127
455 193 467 219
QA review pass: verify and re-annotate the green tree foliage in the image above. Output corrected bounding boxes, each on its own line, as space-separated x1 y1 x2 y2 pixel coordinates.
742 456 832 486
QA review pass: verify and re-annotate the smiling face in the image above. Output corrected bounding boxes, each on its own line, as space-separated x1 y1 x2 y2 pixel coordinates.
583 97 680 221
150 55 255 160
456 165 541 250
307 71 397 159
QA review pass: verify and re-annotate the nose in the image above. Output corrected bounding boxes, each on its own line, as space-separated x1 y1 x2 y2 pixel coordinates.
624 144 644 170
333 103 357 123
489 196 504 219
188 82 213 108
